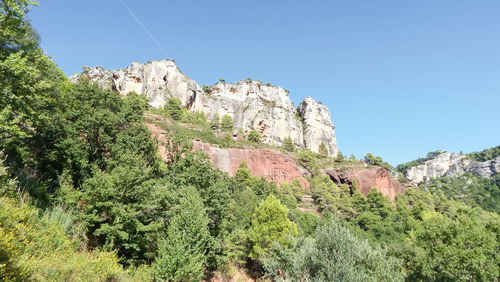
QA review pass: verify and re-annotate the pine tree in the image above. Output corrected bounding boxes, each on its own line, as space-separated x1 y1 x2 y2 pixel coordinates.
153 187 211 281
282 136 295 152
249 194 298 260
164 97 182 120
220 114 234 133
209 114 220 131
318 142 328 156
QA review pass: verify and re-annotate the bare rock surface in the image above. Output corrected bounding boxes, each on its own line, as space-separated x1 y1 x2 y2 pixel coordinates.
405 152 500 183
298 97 338 156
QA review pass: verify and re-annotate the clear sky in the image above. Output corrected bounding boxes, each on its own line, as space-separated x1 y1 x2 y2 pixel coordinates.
29 0 500 165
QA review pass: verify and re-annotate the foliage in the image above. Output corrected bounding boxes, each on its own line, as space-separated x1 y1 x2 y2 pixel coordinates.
209 114 220 131
220 114 234 133
247 130 261 143
262 220 406 282
364 153 393 171
0 0 40 58
318 142 328 156
310 174 354 216
219 78 225 83
153 186 212 281
467 145 500 162
282 136 295 152
248 194 298 260
0 196 125 281
164 97 182 120
424 174 500 214
400 210 499 281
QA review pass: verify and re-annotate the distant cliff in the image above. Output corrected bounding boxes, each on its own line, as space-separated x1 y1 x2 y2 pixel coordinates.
73 60 338 156
405 152 500 183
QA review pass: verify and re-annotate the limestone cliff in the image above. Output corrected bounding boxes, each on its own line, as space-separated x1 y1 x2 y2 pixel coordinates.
75 60 338 155
405 152 500 183
202 81 304 148
298 97 338 156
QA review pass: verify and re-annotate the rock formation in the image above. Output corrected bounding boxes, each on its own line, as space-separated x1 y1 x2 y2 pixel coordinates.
193 141 310 189
74 60 338 155
202 81 304 148
298 97 338 156
405 152 500 183
145 121 310 189
323 167 403 200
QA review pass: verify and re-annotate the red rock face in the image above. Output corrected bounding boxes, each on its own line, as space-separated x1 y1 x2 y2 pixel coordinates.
323 167 403 200
145 121 310 189
193 141 310 189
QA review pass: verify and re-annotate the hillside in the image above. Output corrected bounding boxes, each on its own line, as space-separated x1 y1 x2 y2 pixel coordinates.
1 2 499 281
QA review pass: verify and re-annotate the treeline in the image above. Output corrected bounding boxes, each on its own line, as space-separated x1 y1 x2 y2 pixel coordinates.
1 1 499 281
467 145 500 162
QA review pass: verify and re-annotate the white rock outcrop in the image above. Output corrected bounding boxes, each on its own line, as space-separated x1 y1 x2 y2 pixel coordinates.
74 60 338 154
405 152 500 183
203 81 304 147
298 97 338 156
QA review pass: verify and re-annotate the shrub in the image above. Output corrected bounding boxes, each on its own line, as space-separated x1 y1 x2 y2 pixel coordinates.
220 114 234 133
282 136 295 152
164 97 182 120
247 130 261 143
249 194 297 260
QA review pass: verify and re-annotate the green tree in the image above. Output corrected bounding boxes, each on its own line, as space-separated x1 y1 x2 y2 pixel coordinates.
263 220 406 282
403 210 499 281
0 0 40 58
209 114 220 131
282 136 295 152
247 130 261 143
164 97 182 120
318 142 328 156
364 153 393 171
336 150 344 162
153 186 212 281
220 114 234 133
248 194 297 260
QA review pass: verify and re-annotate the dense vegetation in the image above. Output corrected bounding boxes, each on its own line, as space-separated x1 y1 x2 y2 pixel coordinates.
1 2 499 281
467 145 500 162
423 174 500 214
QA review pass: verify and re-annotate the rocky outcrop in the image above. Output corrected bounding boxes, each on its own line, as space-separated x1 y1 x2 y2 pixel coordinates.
74 60 205 110
75 60 338 155
145 121 310 189
323 167 403 200
203 81 304 148
193 141 310 189
466 157 500 177
298 97 338 156
405 152 500 183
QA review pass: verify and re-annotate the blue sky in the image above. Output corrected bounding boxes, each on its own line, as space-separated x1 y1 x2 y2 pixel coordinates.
29 0 500 165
